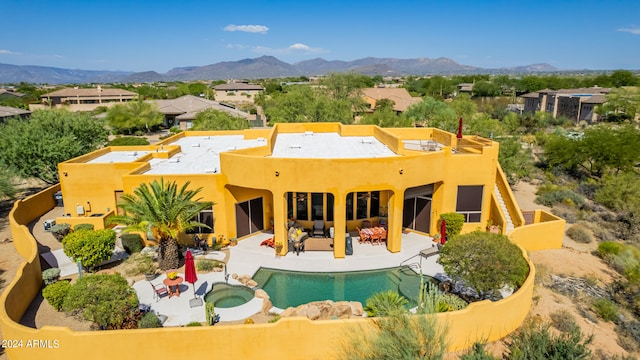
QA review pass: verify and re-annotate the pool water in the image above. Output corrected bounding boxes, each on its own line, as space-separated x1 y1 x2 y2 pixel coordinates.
204 283 255 308
253 267 432 309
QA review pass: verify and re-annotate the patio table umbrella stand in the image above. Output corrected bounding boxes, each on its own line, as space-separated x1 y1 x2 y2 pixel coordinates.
185 250 203 308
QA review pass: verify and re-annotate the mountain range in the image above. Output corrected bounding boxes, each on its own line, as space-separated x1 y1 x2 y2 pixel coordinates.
0 56 559 84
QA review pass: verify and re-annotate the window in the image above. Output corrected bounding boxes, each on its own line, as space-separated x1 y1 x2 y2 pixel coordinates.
296 193 308 220
456 185 483 222
187 209 214 234
311 193 323 220
326 193 334 221
370 191 380 217
356 192 368 219
346 193 354 220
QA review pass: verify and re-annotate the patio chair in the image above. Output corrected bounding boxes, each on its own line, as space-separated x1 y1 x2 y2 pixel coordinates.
370 228 381 245
150 282 168 302
313 220 325 237
379 228 387 244
356 227 370 244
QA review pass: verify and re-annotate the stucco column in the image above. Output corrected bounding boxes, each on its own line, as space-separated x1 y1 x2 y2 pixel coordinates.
332 192 346 258
386 189 404 253
273 191 288 256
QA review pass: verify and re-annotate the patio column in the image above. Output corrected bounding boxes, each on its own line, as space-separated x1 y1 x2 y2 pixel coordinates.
273 191 288 256
386 189 404 253
332 192 346 258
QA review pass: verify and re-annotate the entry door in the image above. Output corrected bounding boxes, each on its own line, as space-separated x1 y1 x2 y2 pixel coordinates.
235 197 264 238
402 196 432 233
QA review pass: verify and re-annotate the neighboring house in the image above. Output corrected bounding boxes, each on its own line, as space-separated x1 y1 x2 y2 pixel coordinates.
0 105 30 123
148 95 251 129
456 83 474 94
361 87 422 113
521 87 611 123
0 89 26 100
36 86 138 112
213 82 264 104
56 123 549 259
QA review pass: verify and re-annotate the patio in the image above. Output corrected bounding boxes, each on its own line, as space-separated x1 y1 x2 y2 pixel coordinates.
134 231 444 326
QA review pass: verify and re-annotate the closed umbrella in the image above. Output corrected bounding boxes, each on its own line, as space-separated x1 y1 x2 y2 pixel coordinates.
440 218 447 245
184 250 199 302
456 117 463 139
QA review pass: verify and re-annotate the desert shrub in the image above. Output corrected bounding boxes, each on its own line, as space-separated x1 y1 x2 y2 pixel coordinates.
195 259 219 271
42 280 71 311
618 320 640 352
123 252 157 276
417 281 467 314
62 273 138 329
439 212 465 240
206 302 217 326
599 242 640 284
549 309 578 332
551 205 578 224
460 342 497 360
566 224 594 243
186 321 202 327
73 223 94 231
50 223 71 241
598 241 625 258
108 136 150 146
121 233 144 254
42 267 61 286
364 290 408 317
583 221 616 242
594 173 640 212
244 318 255 324
536 185 585 207
438 231 529 297
592 298 619 322
138 312 162 328
505 321 592 359
62 229 116 269
268 314 281 323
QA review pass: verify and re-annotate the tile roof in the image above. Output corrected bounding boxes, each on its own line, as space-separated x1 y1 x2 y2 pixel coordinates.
213 83 264 91
0 106 31 118
361 87 422 112
42 88 137 97
148 95 249 119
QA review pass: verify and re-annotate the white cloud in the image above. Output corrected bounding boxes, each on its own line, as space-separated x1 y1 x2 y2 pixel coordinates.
0 49 20 55
253 43 328 56
224 24 269 34
617 26 640 35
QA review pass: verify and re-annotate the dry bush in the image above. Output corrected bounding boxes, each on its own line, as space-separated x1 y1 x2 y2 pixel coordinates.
567 223 595 243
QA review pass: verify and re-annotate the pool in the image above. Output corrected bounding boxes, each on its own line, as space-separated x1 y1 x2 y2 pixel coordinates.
204 283 255 308
253 267 433 309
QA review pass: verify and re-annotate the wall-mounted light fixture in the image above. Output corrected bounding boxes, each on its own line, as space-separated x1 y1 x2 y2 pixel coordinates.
63 172 68 177
399 169 404 175
275 171 279 177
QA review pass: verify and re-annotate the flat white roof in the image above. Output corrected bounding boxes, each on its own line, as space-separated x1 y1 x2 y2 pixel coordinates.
144 135 266 175
270 132 398 158
87 151 152 163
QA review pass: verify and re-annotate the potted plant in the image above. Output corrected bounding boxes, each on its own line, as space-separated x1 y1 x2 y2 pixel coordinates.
229 237 238 247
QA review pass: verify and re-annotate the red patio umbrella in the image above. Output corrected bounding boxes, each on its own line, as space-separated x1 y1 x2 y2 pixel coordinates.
456 117 463 139
440 218 447 245
184 249 198 299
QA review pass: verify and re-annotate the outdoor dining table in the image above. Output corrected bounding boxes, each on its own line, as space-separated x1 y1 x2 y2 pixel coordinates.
163 276 184 297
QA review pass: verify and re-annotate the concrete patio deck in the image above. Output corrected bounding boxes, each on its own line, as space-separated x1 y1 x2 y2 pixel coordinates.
134 231 445 326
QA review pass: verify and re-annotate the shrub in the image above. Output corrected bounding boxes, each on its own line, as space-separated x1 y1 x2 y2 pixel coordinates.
62 229 116 269
439 213 465 240
108 136 150 146
566 224 594 243
244 318 255 324
42 280 71 311
123 252 157 276
50 223 71 241
73 223 94 231
551 205 578 224
364 290 408 317
42 267 61 286
598 241 624 258
536 185 585 207
505 321 592 359
268 314 281 323
549 309 578 332
62 273 139 329
460 342 497 360
206 302 217 326
186 321 202 327
438 231 529 297
138 312 162 328
195 259 221 272
121 233 144 254
592 298 619 322
417 281 467 314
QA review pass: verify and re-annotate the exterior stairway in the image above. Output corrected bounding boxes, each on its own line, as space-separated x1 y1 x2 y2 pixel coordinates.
494 184 515 233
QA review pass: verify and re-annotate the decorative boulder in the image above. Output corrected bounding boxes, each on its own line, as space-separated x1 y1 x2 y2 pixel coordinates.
261 299 273 315
349 301 363 316
254 289 269 299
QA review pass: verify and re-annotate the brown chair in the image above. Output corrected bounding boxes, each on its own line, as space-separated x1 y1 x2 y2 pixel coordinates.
370 228 381 245
356 227 370 244
379 228 387 244
150 282 168 302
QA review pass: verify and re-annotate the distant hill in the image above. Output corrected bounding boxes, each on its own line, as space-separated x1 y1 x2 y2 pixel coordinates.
0 56 560 84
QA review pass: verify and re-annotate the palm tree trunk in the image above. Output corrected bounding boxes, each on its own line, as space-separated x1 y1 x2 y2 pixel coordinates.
159 237 180 270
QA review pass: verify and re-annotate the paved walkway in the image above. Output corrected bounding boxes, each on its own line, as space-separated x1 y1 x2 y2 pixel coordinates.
135 231 444 326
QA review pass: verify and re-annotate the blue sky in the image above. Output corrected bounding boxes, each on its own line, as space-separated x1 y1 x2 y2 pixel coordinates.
2 0 639 73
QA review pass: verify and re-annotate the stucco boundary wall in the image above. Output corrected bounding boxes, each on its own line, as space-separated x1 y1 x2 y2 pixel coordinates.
2 185 558 359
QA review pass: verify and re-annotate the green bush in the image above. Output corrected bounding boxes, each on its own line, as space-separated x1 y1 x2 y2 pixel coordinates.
123 252 157 276
268 314 281 323
438 231 529 297
42 267 61 286
439 212 465 240
121 233 144 254
186 321 202 327
108 136 150 146
566 224 594 243
535 185 585 207
195 259 221 272
592 298 619 322
62 229 116 269
138 312 162 328
417 281 467 314
42 280 71 311
598 241 624 258
549 309 578 332
62 273 138 329
506 321 592 359
364 290 408 317
460 342 497 360
50 223 71 241
598 242 640 284
73 223 94 231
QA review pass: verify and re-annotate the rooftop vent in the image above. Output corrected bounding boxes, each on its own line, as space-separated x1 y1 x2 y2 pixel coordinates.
289 144 302 149
304 131 314 136
192 143 201 147
361 138 372 144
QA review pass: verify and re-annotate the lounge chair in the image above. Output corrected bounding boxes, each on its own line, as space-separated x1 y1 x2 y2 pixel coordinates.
313 220 325 237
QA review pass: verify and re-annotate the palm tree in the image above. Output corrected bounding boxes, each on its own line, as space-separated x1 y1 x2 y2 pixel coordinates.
109 179 213 270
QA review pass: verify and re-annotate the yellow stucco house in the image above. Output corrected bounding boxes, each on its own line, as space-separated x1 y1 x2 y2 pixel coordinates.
1 122 566 359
